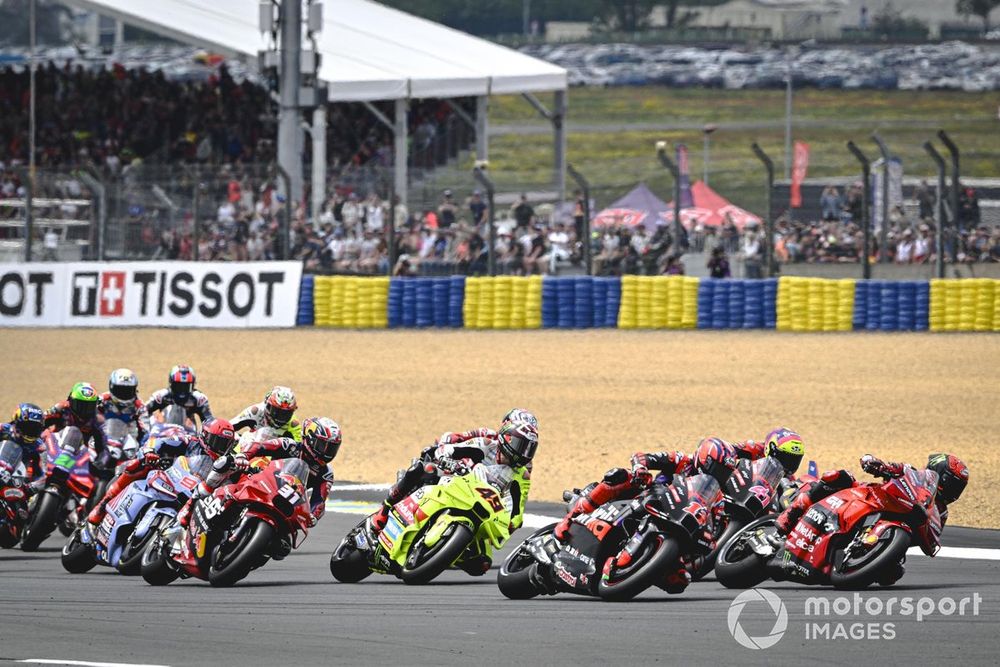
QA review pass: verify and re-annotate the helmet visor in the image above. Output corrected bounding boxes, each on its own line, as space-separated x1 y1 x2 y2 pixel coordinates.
18 419 44 441
203 432 234 456
110 384 137 402
170 380 194 397
70 398 97 420
266 406 294 427
773 450 803 476
501 432 537 467
311 436 341 462
938 471 967 505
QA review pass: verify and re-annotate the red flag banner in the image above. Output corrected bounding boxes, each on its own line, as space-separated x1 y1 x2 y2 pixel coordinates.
791 141 810 208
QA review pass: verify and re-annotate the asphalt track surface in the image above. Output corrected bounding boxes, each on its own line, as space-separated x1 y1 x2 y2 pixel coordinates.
2 490 998 667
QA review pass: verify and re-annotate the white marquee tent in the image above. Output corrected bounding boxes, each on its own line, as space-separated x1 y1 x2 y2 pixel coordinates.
68 0 569 208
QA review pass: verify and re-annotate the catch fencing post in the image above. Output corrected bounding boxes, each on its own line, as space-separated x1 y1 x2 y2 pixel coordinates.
473 164 496 276
276 164 292 260
751 143 775 277
937 130 960 235
566 163 592 276
22 168 33 261
656 143 684 256
923 141 947 280
78 168 107 261
847 141 872 280
872 133 892 263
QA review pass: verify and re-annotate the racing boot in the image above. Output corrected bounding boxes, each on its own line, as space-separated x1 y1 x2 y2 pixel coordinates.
457 553 492 576
774 491 812 536
662 566 691 594
271 535 293 561
369 501 392 536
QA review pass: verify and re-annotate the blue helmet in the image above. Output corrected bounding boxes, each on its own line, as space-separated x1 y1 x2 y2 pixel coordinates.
12 403 45 444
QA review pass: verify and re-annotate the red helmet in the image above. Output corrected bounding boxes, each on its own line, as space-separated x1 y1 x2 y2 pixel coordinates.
169 364 196 398
201 418 235 459
302 417 342 464
693 437 739 485
926 453 969 505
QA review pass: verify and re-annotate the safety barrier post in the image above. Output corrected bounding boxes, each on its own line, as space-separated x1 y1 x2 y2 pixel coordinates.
872 133 892 264
846 141 872 280
655 143 683 255
751 143 775 277
566 163 592 276
938 131 960 235
923 141 947 279
473 165 496 276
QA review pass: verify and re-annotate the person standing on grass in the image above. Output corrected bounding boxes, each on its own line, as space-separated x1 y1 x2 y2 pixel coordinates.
708 245 730 278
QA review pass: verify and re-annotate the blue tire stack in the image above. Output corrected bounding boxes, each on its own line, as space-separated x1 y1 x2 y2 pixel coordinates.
432 278 450 327
728 280 745 330
557 278 576 328
401 279 417 328
914 281 930 331
697 280 714 329
853 281 868 330
743 280 764 329
415 279 433 328
711 280 730 329
542 277 559 328
762 278 777 329
897 281 916 331
604 277 621 327
387 278 404 328
591 277 607 328
865 281 881 331
879 282 899 331
448 276 465 327
574 277 593 329
297 275 314 326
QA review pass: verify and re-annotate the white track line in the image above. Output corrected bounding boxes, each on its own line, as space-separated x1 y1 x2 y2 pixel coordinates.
331 483 392 491
19 660 170 667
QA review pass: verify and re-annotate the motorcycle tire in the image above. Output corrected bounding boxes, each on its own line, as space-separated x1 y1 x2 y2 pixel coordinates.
140 535 180 586
598 534 680 602
693 518 748 581
208 518 275 588
85 480 108 515
715 516 776 589
21 492 60 552
329 532 373 583
118 514 164 576
830 525 910 591
400 523 474 586
497 524 556 600
0 527 19 549
61 529 98 574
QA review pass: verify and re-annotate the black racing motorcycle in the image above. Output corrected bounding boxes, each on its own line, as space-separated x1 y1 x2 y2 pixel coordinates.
498 473 722 602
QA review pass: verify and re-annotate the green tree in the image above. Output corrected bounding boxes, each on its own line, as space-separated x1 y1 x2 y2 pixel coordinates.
956 0 1000 31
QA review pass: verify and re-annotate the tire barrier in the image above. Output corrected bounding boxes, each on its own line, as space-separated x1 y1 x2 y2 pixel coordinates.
299 275 1000 332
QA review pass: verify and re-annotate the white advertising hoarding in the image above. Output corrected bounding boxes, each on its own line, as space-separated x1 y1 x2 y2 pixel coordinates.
0 261 303 328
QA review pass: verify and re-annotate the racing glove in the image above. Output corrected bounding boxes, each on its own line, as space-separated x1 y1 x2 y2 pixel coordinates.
860 455 904 479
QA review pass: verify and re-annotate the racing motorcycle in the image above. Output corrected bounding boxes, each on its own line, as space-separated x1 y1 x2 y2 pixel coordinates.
0 441 30 548
61 454 214 575
330 461 512 585
140 457 311 587
498 473 722 602
84 419 141 518
716 466 940 590
20 427 95 551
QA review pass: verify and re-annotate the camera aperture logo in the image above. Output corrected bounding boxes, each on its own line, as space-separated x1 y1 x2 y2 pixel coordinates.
728 588 789 650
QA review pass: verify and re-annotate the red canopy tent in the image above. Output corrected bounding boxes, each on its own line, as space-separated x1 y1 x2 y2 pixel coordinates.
662 180 761 230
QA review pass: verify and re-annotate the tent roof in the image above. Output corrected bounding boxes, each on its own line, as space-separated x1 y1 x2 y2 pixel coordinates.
665 180 761 229
592 183 670 229
69 0 567 102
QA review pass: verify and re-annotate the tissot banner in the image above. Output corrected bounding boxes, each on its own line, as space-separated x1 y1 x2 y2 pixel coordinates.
0 262 302 328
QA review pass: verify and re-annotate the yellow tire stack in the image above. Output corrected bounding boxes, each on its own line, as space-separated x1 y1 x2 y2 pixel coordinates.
313 276 332 327
510 277 528 329
618 276 638 329
958 280 977 331
341 277 359 328
837 279 855 331
525 276 543 329
822 280 838 332
636 276 653 329
476 277 495 329
328 276 346 327
682 277 699 329
493 277 512 330
651 277 669 328
463 277 480 329
929 279 946 331
807 279 824 332
776 277 792 331
666 277 684 329
974 279 994 332
369 277 389 328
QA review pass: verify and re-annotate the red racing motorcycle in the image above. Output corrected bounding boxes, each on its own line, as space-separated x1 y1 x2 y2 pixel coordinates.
716 465 941 590
139 458 312 587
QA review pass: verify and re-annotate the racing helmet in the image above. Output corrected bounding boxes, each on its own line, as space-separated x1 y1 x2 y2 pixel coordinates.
68 382 99 421
498 420 538 469
264 386 297 428
302 416 342 464
926 453 969 505
168 364 196 398
765 427 805 475
108 368 139 404
201 418 236 459
500 408 538 432
12 403 45 444
693 437 739 485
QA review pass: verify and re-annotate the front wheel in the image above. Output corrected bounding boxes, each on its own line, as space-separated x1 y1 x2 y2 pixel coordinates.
715 516 776 589
330 525 373 583
694 518 748 580
209 518 275 588
21 491 60 552
118 514 165 576
140 534 180 586
61 528 98 573
830 525 910 591
598 533 681 602
400 523 474 585
497 523 555 600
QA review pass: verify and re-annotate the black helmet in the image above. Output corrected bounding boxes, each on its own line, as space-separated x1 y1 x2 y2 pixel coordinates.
926 453 969 505
498 420 538 469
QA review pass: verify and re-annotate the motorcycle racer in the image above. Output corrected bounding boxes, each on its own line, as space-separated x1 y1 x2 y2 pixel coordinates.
0 403 46 481
143 365 213 430
44 383 106 456
553 438 739 593
370 411 539 559
98 369 148 443
85 419 236 528
231 386 302 442
723 427 806 476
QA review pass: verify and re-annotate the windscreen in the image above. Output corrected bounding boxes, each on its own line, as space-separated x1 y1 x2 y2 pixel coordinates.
104 419 129 442
0 441 21 470
753 456 787 490
686 473 722 505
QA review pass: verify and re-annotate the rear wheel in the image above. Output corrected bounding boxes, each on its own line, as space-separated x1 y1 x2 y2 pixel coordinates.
830 525 910 591
715 516 776 589
401 522 474 585
209 518 275 588
61 528 98 573
330 525 373 583
598 534 680 602
118 513 164 576
0 525 19 549
497 523 555 600
21 492 60 552
140 534 180 586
